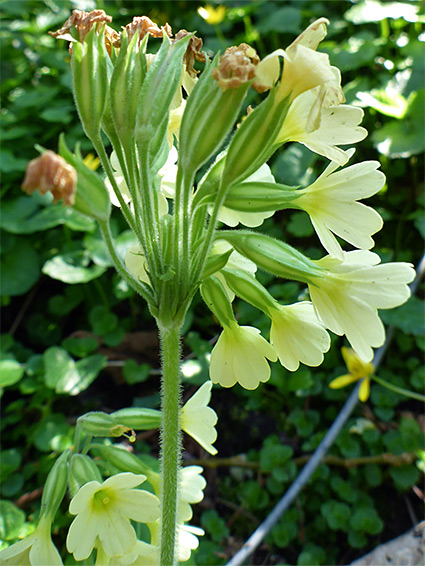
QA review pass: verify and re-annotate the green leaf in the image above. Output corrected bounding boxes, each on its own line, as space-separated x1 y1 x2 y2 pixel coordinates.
257 6 301 33
57 354 106 395
321 500 351 531
200 510 229 544
260 444 294 472
380 296 425 336
0 197 74 234
349 507 383 534
89 305 118 335
42 250 106 283
0 237 40 296
372 90 425 158
0 150 28 173
390 465 420 490
123 360 151 385
287 212 315 238
0 500 26 540
0 448 22 480
0 358 25 387
62 336 99 358
40 106 73 124
43 347 75 389
33 413 72 452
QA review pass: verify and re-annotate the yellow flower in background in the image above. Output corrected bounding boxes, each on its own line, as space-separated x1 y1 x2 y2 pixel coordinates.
66 473 159 560
296 151 385 259
197 5 227 25
210 323 277 389
0 516 63 566
181 382 218 455
329 347 375 401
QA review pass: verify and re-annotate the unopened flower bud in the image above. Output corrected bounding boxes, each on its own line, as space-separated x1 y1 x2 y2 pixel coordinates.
200 276 235 326
71 25 111 141
22 150 77 205
221 268 277 314
111 407 162 430
211 43 259 91
219 231 324 284
91 444 158 490
78 411 134 438
41 450 70 519
69 453 103 496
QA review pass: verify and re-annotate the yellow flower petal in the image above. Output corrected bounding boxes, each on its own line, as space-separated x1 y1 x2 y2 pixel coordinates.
329 373 360 389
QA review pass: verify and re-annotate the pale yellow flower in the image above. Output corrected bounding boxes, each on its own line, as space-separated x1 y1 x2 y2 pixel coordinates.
176 524 204 562
66 472 159 560
269 302 331 371
277 87 367 165
125 245 150 285
255 18 344 130
0 516 63 566
210 323 277 389
105 148 175 214
329 347 375 402
95 541 158 566
296 152 385 258
309 251 415 361
181 381 218 455
178 466 207 522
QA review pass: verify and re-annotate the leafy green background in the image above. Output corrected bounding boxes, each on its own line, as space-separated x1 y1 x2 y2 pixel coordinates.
1 1 424 565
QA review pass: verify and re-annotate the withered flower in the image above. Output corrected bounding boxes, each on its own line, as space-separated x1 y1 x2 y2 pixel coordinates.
49 9 113 43
212 43 259 91
174 30 206 77
122 16 172 47
22 151 77 206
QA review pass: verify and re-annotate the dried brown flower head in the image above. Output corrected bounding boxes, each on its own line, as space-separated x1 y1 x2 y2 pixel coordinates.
120 16 172 48
212 43 259 91
22 151 77 206
174 30 206 77
49 9 113 43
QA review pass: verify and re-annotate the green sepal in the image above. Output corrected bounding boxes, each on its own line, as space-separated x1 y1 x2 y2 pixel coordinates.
72 25 110 141
200 275 235 326
223 181 301 212
41 450 70 519
78 411 134 438
221 267 277 314
110 407 162 430
192 153 226 209
222 88 290 187
91 444 159 490
201 248 232 280
219 230 324 284
59 134 111 221
109 32 147 154
135 33 192 147
178 55 250 178
68 453 103 497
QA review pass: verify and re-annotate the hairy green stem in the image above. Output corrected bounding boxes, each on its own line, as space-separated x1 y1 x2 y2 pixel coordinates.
158 322 182 566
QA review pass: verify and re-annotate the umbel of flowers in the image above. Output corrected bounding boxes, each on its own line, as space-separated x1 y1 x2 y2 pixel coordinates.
12 9 414 566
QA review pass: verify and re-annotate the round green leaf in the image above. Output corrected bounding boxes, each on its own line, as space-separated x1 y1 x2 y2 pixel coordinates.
42 250 106 283
0 237 40 296
0 359 25 387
